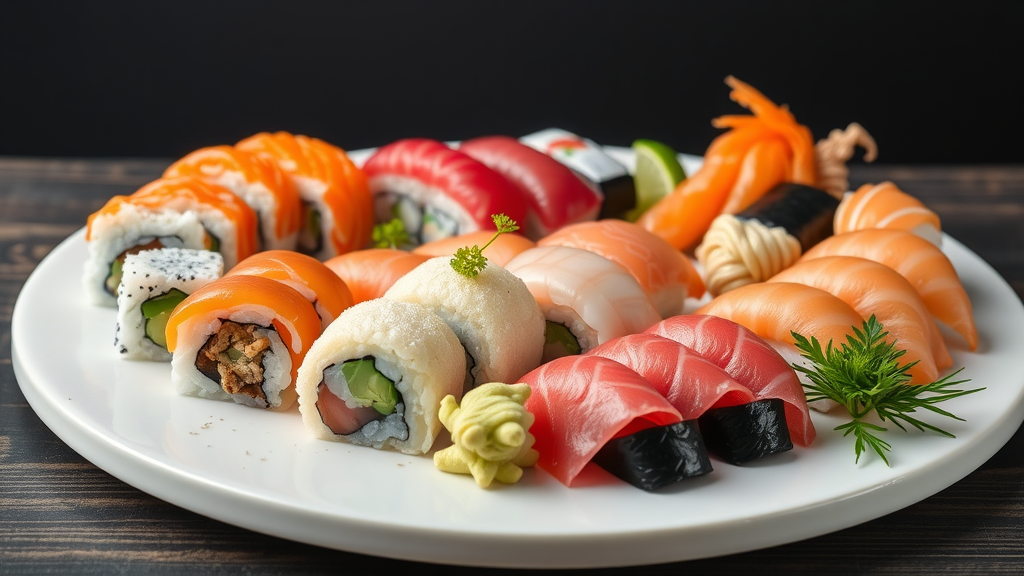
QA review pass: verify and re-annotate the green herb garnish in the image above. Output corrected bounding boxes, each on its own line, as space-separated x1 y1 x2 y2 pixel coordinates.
449 214 519 278
791 316 983 466
372 218 409 249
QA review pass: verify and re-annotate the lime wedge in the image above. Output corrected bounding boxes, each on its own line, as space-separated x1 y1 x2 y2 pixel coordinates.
626 139 687 221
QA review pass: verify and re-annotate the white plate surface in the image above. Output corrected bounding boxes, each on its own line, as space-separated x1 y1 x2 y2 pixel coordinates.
13 176 1024 569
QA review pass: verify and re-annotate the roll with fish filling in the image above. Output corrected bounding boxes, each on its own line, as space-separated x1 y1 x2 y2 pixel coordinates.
296 299 465 454
166 275 322 409
115 248 224 361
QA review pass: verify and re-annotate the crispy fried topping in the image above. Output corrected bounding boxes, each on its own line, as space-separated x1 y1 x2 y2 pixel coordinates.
196 321 271 402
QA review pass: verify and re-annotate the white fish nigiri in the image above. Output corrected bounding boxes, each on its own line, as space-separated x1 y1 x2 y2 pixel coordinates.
504 246 661 362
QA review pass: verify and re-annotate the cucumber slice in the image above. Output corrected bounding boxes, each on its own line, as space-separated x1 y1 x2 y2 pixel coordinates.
141 288 188 349
341 357 399 415
542 321 582 363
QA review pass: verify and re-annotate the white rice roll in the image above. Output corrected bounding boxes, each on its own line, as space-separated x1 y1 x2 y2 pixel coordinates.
297 299 465 454
115 248 224 361
504 246 661 360
84 202 207 307
383 257 545 392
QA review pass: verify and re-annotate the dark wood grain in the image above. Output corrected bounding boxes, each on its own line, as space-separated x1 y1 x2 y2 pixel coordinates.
2 158 1023 575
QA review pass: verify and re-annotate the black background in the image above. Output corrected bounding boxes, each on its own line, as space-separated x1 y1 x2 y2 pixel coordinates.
1 0 1021 163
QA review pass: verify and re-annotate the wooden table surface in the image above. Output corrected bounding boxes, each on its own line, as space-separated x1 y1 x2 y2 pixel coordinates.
2 158 1023 574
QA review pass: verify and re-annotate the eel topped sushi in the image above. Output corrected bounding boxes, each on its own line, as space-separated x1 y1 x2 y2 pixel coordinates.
296 299 466 455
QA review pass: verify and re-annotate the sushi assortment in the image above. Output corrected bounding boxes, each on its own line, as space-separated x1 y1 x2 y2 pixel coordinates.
80 76 982 492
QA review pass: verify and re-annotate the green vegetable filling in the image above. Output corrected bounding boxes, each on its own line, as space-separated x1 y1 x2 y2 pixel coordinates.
543 321 581 362
141 288 188 349
341 357 399 415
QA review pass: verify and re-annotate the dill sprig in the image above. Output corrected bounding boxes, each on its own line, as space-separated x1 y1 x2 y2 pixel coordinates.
791 316 983 466
372 218 409 249
449 214 520 278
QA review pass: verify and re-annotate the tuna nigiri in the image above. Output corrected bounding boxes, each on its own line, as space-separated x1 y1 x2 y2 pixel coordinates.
521 355 709 489
538 219 705 317
800 229 977 350
768 255 952 384
645 314 817 447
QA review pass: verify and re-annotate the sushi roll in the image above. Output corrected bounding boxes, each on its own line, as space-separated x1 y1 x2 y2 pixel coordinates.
226 250 354 331
362 138 528 245
323 248 429 305
504 246 661 363
833 181 942 246
383 256 545 393
458 135 601 240
164 145 303 251
166 275 322 410
114 248 224 361
84 176 258 307
296 299 466 455
521 355 712 490
696 182 840 297
538 219 705 317
237 131 372 259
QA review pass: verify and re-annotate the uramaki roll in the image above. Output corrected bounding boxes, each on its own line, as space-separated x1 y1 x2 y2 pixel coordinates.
296 299 465 454
166 275 322 410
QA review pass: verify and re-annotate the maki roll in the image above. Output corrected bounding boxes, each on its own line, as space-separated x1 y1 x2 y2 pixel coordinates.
115 248 224 361
384 256 545 393
85 176 258 307
226 250 354 331
696 182 840 297
521 355 712 490
166 275 322 409
362 139 527 245
237 131 372 259
164 145 303 251
296 299 466 455
458 135 601 240
504 246 660 363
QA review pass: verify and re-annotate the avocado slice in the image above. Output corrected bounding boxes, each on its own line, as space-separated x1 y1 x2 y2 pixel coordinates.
141 288 189 349
543 321 582 363
341 357 399 415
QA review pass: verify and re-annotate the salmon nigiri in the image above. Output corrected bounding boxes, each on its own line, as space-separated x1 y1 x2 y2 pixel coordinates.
800 229 977 350
323 248 429 305
538 219 705 317
768 256 952 384
833 182 942 246
413 230 535 267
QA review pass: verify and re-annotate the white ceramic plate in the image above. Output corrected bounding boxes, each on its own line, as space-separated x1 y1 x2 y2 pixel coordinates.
13 169 1024 569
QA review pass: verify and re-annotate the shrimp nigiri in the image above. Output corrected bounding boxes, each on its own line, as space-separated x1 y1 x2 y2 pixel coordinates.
833 181 942 246
538 219 705 317
800 229 977 350
504 246 661 362
768 256 952 384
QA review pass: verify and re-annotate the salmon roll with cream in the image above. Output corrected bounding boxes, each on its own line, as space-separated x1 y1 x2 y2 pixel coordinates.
166 275 322 410
85 176 258 307
237 131 372 259
296 299 465 454
164 145 303 251
227 250 354 331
